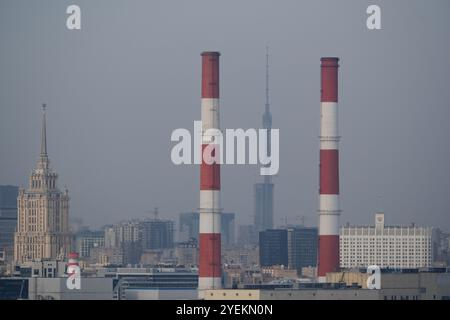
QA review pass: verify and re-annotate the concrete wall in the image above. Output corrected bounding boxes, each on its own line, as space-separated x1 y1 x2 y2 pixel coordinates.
204 289 379 300
204 273 450 300
28 277 113 300
325 271 450 300
125 289 198 300
204 289 261 300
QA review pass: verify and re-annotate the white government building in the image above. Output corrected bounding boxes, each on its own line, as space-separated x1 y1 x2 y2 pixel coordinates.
340 212 434 269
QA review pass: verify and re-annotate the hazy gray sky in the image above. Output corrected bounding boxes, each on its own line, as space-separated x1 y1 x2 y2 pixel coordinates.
1 0 449 230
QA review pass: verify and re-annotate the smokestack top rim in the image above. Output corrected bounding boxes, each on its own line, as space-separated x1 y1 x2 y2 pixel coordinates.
321 57 339 67
68 252 79 259
201 51 221 57
321 57 339 61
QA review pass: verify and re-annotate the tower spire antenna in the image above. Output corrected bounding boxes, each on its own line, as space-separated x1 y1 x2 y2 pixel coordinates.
41 103 47 157
262 47 272 183
254 47 275 235
37 103 50 170
265 46 270 112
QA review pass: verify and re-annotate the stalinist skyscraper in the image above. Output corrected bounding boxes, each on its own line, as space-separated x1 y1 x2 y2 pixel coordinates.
14 104 71 264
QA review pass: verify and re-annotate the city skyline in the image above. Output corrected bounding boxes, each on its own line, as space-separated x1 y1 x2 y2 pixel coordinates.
2 0 450 304
1 1 449 232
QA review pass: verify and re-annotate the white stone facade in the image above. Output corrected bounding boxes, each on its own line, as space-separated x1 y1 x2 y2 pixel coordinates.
340 213 433 269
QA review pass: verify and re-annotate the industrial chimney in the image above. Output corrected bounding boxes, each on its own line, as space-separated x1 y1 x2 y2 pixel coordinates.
198 51 222 291
318 57 341 282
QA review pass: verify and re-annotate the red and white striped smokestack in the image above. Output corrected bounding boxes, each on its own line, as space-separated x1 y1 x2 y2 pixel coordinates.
67 252 79 269
199 51 221 290
318 57 340 282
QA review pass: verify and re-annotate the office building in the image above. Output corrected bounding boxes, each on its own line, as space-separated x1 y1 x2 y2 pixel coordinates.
0 185 19 263
340 212 434 269
259 229 288 267
288 227 318 272
237 225 258 246
221 212 235 246
254 183 274 233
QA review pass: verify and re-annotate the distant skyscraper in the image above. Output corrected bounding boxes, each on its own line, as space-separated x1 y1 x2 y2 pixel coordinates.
179 212 199 242
254 47 274 233
287 227 318 272
179 212 235 246
220 213 235 246
237 224 258 246
0 185 19 262
14 105 71 264
259 229 288 267
259 227 318 271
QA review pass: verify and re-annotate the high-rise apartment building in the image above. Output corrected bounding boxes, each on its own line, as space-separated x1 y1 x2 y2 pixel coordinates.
103 221 141 265
140 219 174 250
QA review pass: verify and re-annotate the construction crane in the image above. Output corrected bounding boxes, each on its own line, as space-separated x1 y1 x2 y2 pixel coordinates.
146 207 159 220
295 215 307 226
